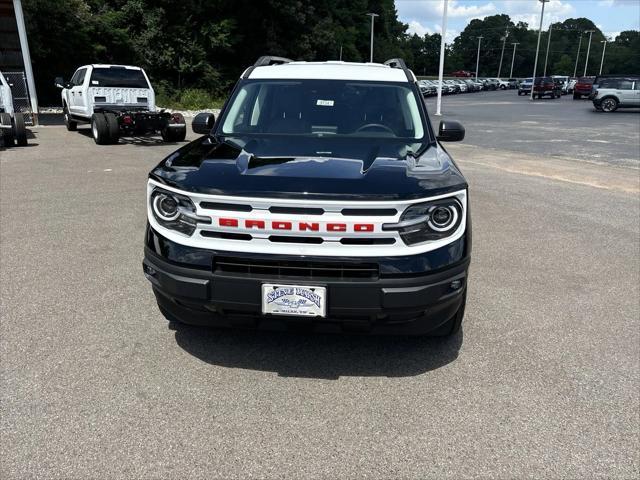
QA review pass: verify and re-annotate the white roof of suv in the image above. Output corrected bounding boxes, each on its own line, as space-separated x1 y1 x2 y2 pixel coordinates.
247 61 412 82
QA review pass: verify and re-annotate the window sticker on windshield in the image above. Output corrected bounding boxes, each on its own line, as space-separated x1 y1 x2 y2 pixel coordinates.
316 99 334 106
92 80 99 85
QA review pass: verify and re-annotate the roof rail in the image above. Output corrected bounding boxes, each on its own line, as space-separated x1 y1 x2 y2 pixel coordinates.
242 56 294 79
384 58 414 82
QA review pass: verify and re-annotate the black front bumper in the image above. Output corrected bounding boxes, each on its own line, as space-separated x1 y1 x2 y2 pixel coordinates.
143 245 470 336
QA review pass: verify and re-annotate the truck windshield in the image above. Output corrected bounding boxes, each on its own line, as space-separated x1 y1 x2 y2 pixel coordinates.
219 79 426 142
90 68 149 88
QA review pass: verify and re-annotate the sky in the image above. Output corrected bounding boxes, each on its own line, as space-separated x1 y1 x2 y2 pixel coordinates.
396 0 640 42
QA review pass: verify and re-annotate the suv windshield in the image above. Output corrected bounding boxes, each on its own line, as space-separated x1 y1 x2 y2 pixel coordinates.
90 68 149 88
219 80 426 142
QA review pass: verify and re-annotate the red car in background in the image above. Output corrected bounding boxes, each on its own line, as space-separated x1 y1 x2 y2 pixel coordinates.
573 76 595 99
451 70 473 77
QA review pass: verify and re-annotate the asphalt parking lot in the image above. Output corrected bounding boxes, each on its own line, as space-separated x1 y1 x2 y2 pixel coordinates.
1 90 639 478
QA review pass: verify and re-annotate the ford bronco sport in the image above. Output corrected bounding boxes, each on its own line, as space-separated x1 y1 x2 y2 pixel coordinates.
55 64 186 145
143 57 471 336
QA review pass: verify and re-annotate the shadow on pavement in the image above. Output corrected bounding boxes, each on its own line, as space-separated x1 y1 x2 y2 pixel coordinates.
76 128 185 147
173 324 463 379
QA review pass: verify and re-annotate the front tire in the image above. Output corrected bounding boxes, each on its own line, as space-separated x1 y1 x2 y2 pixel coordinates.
63 104 77 131
91 113 110 145
13 113 27 146
0 112 15 147
600 97 618 112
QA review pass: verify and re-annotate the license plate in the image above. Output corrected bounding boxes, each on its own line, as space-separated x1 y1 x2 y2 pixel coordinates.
261 284 326 317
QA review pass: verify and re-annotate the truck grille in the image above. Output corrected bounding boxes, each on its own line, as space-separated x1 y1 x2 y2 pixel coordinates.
214 256 379 279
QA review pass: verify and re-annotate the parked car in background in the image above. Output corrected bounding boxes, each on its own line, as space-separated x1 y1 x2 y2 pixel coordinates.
453 79 468 92
533 77 562 99
591 75 640 112
444 79 461 94
573 76 595 99
482 78 499 90
418 80 437 97
0 70 28 148
552 75 570 94
451 70 473 77
518 78 533 95
507 78 518 89
495 78 511 90
463 79 479 92
566 78 577 93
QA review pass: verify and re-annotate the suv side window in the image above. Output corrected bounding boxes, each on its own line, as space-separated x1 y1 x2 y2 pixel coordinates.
617 80 633 90
69 70 80 85
74 68 87 87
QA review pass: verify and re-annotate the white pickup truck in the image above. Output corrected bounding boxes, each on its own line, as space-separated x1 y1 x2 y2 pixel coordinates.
55 64 186 145
0 71 28 148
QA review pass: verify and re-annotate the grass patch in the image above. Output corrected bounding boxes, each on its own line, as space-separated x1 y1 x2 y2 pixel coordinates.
156 88 225 110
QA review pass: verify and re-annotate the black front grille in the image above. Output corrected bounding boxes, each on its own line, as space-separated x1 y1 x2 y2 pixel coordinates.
214 256 379 279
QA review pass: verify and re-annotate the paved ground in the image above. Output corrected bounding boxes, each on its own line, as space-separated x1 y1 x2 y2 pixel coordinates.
1 91 639 478
426 90 640 168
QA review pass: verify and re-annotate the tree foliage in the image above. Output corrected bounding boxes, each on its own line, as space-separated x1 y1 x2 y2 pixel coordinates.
21 0 640 105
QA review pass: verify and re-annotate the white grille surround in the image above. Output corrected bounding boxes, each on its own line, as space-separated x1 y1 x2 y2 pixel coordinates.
147 179 467 257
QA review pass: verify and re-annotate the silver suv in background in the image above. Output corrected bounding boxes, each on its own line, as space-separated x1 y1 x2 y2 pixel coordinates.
591 76 640 112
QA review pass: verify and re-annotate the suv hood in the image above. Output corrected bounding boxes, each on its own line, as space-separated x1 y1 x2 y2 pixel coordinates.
150 136 467 200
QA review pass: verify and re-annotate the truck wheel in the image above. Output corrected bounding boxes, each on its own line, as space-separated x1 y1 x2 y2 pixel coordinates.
103 113 120 144
0 112 15 147
91 113 110 145
13 113 27 146
600 97 618 112
429 291 466 337
63 105 77 131
573 93 580 100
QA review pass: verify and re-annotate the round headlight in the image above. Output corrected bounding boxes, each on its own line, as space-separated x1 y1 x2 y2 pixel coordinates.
428 205 457 232
153 194 179 221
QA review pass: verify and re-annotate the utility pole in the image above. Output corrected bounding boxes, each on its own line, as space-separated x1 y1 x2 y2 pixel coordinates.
339 45 343 61
543 25 552 76
599 40 607 74
497 28 509 78
573 33 583 78
435 0 449 116
510 42 519 78
530 0 550 100
12 0 39 125
366 13 379 62
583 30 595 76
475 36 484 81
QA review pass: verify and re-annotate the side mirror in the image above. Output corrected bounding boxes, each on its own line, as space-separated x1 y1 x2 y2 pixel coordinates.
192 112 216 134
437 120 465 142
54 76 65 89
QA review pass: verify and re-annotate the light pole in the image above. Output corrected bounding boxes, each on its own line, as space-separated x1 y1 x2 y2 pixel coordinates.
599 40 607 74
530 0 549 100
366 13 379 62
497 28 509 78
583 30 595 76
543 25 552 76
435 0 449 116
573 33 583 78
475 36 484 81
509 42 519 78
